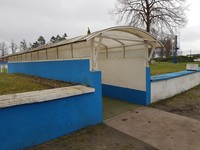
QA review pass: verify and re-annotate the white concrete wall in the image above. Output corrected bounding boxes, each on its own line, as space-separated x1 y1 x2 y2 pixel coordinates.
151 72 200 103
26 53 31 61
47 48 57 60
73 42 91 58
58 45 72 59
22 54 26 61
98 58 147 91
39 50 47 60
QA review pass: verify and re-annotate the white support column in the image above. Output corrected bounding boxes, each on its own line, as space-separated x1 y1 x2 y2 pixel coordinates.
105 47 108 59
144 42 149 67
37 51 39 60
56 47 59 59
46 49 48 60
71 44 74 58
90 38 95 71
148 45 156 61
90 34 103 71
94 34 103 70
123 46 125 58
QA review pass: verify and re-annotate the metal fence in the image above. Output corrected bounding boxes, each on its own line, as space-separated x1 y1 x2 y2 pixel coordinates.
0 64 8 73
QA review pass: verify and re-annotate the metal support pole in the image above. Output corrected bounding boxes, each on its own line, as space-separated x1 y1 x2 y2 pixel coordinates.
123 46 125 58
90 34 103 71
56 47 59 59
90 38 95 71
173 35 178 64
71 44 74 58
144 42 149 67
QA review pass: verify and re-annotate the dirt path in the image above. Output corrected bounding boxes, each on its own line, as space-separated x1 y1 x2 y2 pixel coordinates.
29 124 157 150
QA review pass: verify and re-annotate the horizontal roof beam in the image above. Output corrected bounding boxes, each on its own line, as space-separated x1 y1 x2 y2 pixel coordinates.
99 43 146 51
97 35 143 42
95 35 125 46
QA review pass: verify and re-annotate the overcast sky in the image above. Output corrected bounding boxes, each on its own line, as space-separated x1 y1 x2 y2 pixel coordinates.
0 0 199 54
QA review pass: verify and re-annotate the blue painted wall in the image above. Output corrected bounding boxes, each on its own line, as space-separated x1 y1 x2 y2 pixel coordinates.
102 84 146 105
9 60 94 85
4 59 102 150
102 67 151 106
8 60 102 106
0 92 102 150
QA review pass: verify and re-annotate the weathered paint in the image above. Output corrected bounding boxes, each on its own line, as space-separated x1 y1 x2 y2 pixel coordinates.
151 68 200 103
4 59 102 149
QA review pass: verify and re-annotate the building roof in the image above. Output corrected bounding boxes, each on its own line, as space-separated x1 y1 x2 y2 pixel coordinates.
2 26 163 58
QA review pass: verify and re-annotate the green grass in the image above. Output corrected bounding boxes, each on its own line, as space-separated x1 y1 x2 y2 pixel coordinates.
150 62 200 76
0 73 75 95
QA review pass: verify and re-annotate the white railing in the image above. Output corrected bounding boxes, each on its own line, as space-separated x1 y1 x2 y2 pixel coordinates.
0 64 8 73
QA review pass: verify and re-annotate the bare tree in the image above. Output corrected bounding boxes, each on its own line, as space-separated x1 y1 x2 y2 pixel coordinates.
161 37 173 57
111 0 187 35
0 42 8 57
10 40 18 54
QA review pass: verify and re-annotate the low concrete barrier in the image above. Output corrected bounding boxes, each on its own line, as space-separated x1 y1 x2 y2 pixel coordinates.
151 68 200 103
3 59 102 149
0 85 102 150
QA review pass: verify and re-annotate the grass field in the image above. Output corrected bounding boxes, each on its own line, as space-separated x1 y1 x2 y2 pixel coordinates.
1 62 199 95
150 62 200 76
0 73 75 95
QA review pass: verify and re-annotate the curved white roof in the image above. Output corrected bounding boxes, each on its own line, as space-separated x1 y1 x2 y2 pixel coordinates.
55 26 163 49
85 26 163 48
3 26 163 58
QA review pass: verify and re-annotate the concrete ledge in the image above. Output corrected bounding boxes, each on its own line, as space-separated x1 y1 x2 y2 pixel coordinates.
151 71 200 103
0 85 95 109
151 67 200 82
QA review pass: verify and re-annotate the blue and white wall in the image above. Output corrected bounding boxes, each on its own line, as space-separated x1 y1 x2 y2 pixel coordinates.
1 59 102 150
151 68 200 103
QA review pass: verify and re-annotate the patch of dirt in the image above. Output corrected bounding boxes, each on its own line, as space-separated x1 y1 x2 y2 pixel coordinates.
29 124 157 150
151 84 200 121
168 103 200 120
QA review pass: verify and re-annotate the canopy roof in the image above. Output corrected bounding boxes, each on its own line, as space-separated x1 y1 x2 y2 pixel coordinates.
3 26 163 58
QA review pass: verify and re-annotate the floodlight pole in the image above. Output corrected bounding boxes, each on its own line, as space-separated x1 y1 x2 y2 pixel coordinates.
173 35 179 64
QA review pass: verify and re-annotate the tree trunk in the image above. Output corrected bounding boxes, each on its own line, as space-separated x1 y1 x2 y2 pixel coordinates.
145 0 151 33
